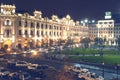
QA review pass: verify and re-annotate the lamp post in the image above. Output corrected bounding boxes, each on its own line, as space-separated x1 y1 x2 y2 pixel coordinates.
58 39 61 54
115 64 119 80
102 62 104 78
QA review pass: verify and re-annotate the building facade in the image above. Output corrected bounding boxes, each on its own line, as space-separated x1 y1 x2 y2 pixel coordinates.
89 19 120 46
0 4 88 50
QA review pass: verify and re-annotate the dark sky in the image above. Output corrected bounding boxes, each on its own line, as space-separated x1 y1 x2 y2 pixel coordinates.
0 0 120 20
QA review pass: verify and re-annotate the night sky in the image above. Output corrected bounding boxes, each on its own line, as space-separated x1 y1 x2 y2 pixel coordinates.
0 0 120 21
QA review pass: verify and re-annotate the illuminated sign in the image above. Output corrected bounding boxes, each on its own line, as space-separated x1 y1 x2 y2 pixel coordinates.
105 12 112 19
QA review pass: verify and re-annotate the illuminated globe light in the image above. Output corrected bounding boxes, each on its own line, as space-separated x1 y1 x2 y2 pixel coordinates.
80 21 84 24
92 20 95 23
84 19 88 23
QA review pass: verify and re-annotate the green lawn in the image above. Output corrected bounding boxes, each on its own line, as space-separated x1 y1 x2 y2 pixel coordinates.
62 48 120 65
69 55 120 65
62 48 98 55
62 48 120 55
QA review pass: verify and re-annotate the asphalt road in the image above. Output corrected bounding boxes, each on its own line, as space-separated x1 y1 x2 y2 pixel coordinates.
77 63 120 80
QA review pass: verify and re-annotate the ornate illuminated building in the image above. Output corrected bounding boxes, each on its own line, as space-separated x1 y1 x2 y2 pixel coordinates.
0 4 88 50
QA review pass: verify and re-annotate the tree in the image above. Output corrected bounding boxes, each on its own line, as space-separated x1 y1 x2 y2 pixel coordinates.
49 39 54 47
117 37 120 50
80 37 91 48
94 37 104 57
94 37 104 46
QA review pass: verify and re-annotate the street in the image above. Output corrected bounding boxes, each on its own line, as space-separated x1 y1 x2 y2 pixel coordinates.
2 52 120 80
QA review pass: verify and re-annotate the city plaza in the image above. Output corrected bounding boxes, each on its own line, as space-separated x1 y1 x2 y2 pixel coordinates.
0 4 120 51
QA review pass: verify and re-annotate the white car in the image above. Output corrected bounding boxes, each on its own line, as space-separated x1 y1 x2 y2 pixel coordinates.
0 67 10 76
15 61 30 67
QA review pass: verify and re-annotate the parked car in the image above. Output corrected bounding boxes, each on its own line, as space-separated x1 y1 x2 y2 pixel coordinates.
0 67 10 76
37 65 49 70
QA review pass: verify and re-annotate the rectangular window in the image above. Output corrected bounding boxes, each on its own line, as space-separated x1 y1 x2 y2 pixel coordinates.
18 30 22 35
37 31 39 36
41 31 43 36
60 27 62 30
54 32 56 36
31 22 34 28
36 22 39 28
46 24 48 29
25 21 27 27
104 22 107 24
41 24 44 29
25 30 28 35
49 25 52 29
49 32 51 36
99 22 103 24
6 30 10 36
18 21 21 26
109 22 113 24
31 30 34 36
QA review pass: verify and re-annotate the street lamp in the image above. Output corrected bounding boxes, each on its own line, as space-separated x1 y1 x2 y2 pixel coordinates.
84 19 88 23
102 62 104 78
80 18 88 26
115 64 119 80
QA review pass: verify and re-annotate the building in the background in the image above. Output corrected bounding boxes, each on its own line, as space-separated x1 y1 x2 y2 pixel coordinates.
0 4 88 50
89 11 120 46
97 19 115 45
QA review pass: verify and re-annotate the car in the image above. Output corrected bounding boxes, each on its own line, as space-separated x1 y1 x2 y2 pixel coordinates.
22 72 31 80
0 51 4 57
7 60 16 69
10 72 31 80
37 65 49 70
27 64 38 70
15 61 30 67
22 51 31 54
0 67 10 76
